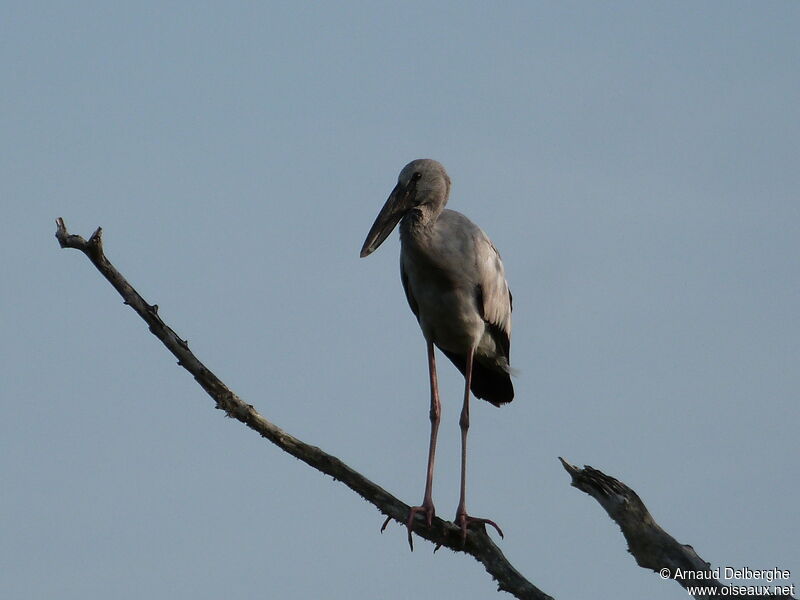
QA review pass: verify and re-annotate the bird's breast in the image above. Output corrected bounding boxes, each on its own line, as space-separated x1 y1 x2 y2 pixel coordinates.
400 243 485 354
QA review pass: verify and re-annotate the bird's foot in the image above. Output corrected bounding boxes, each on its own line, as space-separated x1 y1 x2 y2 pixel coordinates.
405 501 435 551
455 511 504 545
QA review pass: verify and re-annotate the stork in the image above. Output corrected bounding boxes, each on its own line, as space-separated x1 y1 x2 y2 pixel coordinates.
360 159 513 546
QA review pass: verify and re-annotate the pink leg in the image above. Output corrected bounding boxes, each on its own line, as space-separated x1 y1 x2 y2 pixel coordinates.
405 340 441 550
455 347 504 544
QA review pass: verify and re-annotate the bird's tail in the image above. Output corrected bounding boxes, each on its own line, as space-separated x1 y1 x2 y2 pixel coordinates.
440 350 514 407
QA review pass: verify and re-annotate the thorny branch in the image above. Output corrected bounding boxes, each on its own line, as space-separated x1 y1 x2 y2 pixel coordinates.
559 458 795 599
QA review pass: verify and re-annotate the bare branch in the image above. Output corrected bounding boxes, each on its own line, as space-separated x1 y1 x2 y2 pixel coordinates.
559 458 795 599
54 218 552 600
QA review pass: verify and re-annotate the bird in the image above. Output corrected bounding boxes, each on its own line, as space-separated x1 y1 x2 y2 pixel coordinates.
360 158 513 547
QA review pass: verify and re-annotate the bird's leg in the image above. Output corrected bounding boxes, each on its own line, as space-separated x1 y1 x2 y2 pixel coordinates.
454 348 504 545
405 340 441 550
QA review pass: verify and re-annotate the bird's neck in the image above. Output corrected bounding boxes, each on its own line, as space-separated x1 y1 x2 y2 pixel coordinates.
400 205 443 243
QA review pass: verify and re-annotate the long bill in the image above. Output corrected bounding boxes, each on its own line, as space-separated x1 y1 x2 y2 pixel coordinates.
359 182 407 258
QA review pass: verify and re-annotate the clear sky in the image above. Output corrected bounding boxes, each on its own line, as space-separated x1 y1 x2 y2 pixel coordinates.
2 2 798 599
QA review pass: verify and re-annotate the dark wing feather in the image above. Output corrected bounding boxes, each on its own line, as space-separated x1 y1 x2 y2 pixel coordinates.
400 262 419 321
477 238 512 365
440 348 514 407
475 284 512 362
465 234 514 405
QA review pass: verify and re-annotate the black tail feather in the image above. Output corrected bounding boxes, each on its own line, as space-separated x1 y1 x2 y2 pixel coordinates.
440 349 514 407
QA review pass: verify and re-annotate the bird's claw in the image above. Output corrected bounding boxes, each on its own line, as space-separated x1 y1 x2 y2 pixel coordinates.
406 503 435 551
455 512 504 545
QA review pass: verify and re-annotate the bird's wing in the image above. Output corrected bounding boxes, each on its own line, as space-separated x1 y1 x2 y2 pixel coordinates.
475 234 512 359
400 260 420 321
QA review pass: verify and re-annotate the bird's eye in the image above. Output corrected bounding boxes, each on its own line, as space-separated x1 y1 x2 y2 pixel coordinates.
412 172 422 181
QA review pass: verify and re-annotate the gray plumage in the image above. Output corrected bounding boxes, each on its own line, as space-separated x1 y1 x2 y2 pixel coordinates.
360 158 512 544
361 159 513 404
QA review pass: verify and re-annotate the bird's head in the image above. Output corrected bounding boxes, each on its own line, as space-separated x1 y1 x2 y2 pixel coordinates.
360 159 451 258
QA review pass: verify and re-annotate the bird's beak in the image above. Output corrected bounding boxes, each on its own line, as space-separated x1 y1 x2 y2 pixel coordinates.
360 182 409 257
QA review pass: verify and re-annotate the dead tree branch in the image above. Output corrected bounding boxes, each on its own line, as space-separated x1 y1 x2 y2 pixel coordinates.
559 458 795 599
54 218 552 600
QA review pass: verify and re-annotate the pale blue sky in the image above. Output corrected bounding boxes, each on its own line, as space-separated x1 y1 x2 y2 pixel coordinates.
2 2 798 599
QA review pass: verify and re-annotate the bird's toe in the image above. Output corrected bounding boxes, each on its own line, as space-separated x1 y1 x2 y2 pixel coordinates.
455 512 504 545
